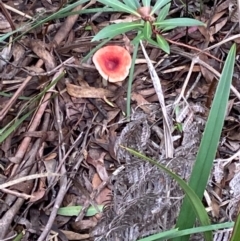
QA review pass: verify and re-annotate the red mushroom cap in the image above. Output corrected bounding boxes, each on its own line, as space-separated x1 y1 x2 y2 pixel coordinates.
92 45 132 83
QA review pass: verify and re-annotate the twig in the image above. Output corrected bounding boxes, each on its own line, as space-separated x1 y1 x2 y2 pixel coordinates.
0 172 60 190
171 47 240 102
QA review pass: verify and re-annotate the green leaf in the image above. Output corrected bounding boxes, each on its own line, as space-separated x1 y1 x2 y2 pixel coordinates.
132 33 144 45
0 72 64 143
157 2 171 22
92 22 143 41
230 213 240 241
144 36 169 54
0 110 35 144
57 205 104 217
97 0 140 16
151 0 171 15
142 0 151 6
123 0 140 9
127 39 140 118
230 212 240 241
174 44 236 241
156 34 170 54
143 21 152 39
122 146 212 241
138 222 234 241
154 18 205 30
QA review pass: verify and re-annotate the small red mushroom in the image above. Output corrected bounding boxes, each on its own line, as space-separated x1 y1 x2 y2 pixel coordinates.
92 45 132 83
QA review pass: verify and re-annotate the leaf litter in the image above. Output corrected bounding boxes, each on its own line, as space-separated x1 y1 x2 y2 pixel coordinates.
0 0 240 240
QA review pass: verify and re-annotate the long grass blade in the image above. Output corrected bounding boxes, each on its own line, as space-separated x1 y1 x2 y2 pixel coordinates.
122 146 212 241
174 44 236 241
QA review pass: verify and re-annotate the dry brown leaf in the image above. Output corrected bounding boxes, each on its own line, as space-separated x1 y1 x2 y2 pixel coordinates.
70 219 97 231
92 173 111 205
66 82 114 98
0 13 11 33
87 152 109 182
30 188 45 203
25 38 56 71
61 230 89 240
30 176 46 202
131 93 152 114
199 54 215 83
210 17 228 35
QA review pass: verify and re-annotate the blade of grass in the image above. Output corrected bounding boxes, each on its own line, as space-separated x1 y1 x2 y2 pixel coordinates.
157 2 171 22
0 72 64 143
122 146 212 241
142 0 151 7
4 0 90 44
57 205 104 217
154 18 205 28
97 0 140 16
0 109 35 144
123 0 140 9
230 212 240 241
174 43 236 241
92 22 143 41
126 40 139 119
137 222 234 241
81 37 113 63
151 0 171 15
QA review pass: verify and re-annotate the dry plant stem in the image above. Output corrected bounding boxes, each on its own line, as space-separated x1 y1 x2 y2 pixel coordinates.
174 57 197 104
0 59 43 121
0 173 61 190
0 188 33 199
53 4 83 47
140 41 173 158
37 157 67 241
203 34 240 52
185 72 202 100
3 2 32 19
167 38 222 62
0 0 15 30
38 109 90 240
10 70 62 176
0 114 50 238
23 57 75 76
0 3 85 237
172 49 240 103
237 0 240 30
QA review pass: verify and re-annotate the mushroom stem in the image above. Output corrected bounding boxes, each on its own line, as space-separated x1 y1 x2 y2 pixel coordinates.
102 77 108 87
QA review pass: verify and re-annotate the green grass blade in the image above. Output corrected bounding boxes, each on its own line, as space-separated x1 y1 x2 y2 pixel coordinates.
57 205 104 216
156 34 170 54
123 0 140 9
92 22 143 41
126 40 140 119
137 222 234 241
154 18 205 28
0 72 64 143
5 0 90 44
122 146 212 241
82 37 113 63
230 212 240 241
0 109 35 144
174 44 236 241
151 0 171 15
97 0 140 16
157 2 171 22
55 7 115 18
143 21 152 39
142 0 151 7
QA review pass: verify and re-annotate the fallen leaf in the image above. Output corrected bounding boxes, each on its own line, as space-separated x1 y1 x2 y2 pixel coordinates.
66 82 114 98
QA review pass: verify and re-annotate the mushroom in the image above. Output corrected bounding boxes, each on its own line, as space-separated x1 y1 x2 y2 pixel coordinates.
92 45 132 83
